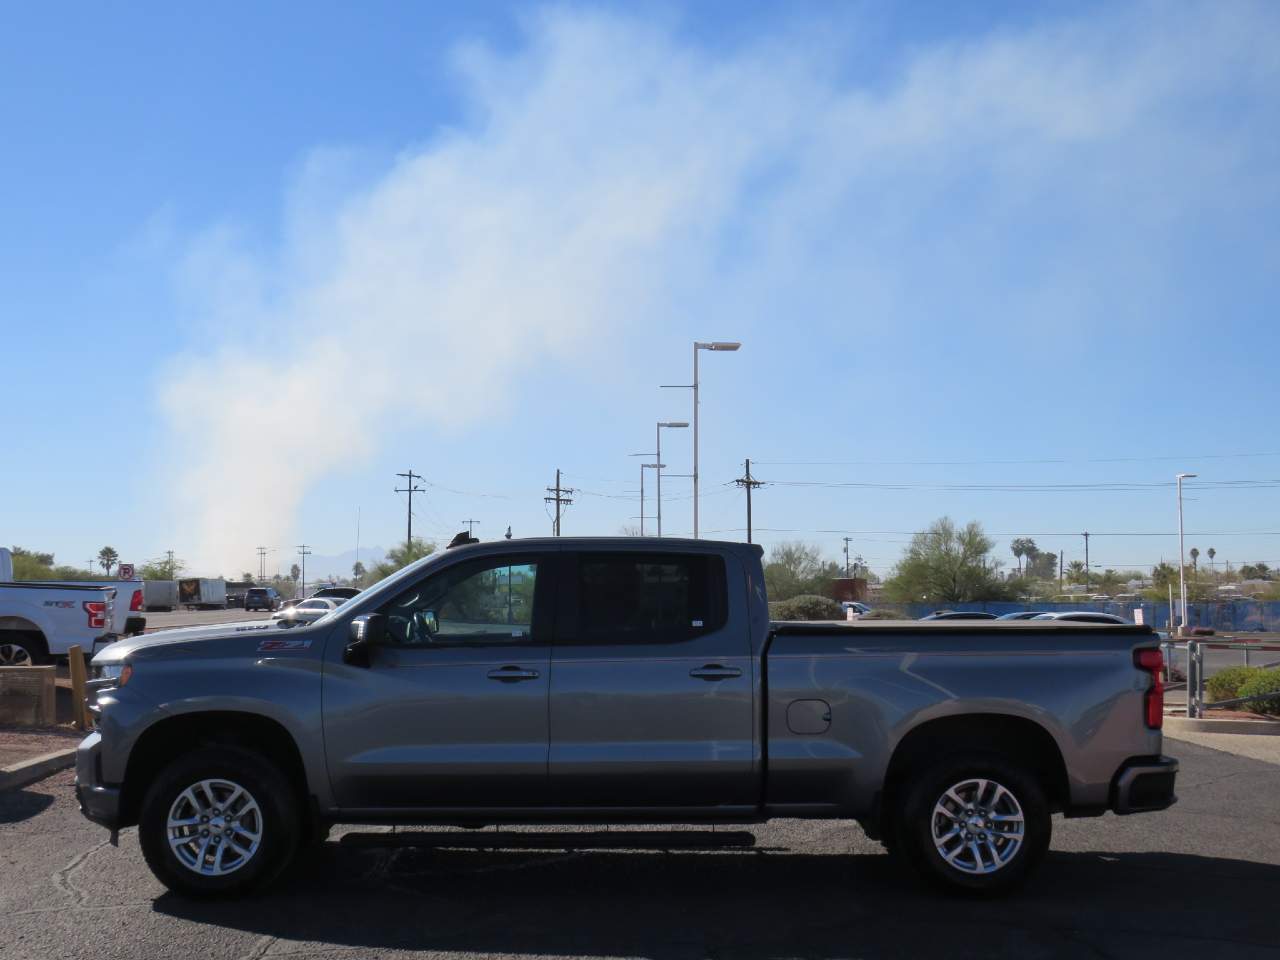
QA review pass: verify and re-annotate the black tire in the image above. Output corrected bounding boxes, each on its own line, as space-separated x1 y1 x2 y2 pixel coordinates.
890 752 1050 895
139 745 300 898
0 632 50 666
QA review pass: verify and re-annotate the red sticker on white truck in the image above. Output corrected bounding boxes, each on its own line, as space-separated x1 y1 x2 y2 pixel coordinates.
257 638 312 652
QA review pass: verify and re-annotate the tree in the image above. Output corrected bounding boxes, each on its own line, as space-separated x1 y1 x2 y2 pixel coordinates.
1241 563 1273 581
140 554 185 580
1010 538 1028 577
97 546 119 575
763 542 841 602
370 537 437 583
1066 560 1087 585
1189 547 1199 574
352 561 367 586
289 563 301 582
9 547 92 580
883 518 1012 603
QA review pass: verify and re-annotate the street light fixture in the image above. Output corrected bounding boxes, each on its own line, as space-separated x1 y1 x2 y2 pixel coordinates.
628 453 666 536
662 340 741 539
656 421 688 537
1176 473 1197 635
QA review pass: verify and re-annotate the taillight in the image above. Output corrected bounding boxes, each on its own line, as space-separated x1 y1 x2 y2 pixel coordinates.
129 589 143 612
84 601 107 630
1135 648 1164 729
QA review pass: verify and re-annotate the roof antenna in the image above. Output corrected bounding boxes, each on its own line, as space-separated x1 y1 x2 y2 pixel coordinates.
447 531 479 549
504 525 512 540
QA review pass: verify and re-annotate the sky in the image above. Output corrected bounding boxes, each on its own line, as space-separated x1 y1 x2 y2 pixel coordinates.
2 0 1279 581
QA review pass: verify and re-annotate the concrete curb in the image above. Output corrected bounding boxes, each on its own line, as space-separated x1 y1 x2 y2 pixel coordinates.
1165 715 1280 736
0 748 76 792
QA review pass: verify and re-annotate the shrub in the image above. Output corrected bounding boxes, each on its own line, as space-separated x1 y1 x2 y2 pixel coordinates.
1237 669 1280 716
769 595 843 621
1205 666 1263 703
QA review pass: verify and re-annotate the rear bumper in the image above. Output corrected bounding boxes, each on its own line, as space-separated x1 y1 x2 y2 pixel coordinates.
1111 755 1178 814
74 731 122 830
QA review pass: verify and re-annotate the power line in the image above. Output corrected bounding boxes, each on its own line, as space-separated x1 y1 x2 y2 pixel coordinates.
394 469 424 549
544 469 575 537
753 451 1280 467
733 459 764 543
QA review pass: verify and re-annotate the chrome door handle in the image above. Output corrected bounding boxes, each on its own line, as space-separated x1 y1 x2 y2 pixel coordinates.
487 666 541 682
689 664 743 681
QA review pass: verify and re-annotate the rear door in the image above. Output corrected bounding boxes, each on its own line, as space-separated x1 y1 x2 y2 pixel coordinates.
548 549 756 807
323 551 554 809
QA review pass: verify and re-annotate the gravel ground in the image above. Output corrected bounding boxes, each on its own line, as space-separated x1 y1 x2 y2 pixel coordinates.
2 741 1279 960
0 725 81 769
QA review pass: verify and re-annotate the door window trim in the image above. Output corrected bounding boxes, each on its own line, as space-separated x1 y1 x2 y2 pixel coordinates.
378 553 553 648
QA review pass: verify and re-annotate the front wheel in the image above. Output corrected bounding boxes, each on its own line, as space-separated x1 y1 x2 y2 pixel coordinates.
891 753 1050 895
138 745 299 897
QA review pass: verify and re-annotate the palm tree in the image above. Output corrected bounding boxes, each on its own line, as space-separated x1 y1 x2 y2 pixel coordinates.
97 546 118 575
1207 547 1216 578
1189 547 1199 574
1066 560 1086 584
1010 537 1033 577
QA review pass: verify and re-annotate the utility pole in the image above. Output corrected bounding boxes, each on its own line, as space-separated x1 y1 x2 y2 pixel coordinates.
296 544 311 597
733 458 763 543
461 519 480 537
394 471 424 552
165 549 175 579
544 469 574 536
843 536 853 578
256 546 267 581
1059 550 1064 589
1083 532 1090 591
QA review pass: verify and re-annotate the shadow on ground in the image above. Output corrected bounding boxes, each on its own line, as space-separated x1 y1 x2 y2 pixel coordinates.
0 788 55 824
154 843 1280 958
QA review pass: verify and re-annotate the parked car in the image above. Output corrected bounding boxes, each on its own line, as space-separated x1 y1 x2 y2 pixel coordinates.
311 586 360 601
0 548 121 663
271 597 342 624
839 600 871 618
79 537 1175 899
996 611 1048 620
919 610 999 620
1033 611 1130 624
244 587 281 612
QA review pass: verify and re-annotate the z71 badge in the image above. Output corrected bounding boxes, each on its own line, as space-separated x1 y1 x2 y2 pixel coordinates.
257 638 312 652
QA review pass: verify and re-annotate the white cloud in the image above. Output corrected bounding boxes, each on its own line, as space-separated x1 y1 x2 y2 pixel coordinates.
156 3 1279 572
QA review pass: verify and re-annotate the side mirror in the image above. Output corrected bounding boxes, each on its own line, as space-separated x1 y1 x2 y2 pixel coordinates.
413 609 439 639
345 614 386 667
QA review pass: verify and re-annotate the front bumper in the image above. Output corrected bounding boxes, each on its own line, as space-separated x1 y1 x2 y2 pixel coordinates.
74 731 122 830
1111 755 1178 814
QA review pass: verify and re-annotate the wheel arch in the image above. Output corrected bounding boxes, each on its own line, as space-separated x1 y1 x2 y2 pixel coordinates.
880 713 1070 827
120 711 310 828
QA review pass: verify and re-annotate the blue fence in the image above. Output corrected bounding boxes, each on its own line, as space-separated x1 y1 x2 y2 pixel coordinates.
888 600 1280 632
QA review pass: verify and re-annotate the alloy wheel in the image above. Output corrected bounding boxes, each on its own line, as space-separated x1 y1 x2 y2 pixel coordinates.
166 779 264 876
0 643 33 667
930 777 1025 875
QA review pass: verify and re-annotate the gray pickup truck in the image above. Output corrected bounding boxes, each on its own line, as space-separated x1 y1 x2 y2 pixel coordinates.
76 537 1176 897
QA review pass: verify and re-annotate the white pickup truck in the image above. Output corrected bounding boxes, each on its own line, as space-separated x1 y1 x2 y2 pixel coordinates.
0 548 124 664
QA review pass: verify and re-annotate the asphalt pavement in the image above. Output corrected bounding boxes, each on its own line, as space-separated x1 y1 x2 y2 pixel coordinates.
3 741 1279 960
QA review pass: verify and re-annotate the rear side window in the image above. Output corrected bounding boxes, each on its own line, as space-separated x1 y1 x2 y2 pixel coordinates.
576 553 727 643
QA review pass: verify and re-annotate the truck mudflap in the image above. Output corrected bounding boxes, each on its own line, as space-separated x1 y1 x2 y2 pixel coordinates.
1111 755 1178 814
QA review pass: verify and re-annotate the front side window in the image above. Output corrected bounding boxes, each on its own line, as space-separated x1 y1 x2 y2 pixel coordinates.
384 559 538 646
576 553 726 643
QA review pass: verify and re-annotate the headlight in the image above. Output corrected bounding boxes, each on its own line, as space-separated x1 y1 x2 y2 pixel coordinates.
95 663 133 687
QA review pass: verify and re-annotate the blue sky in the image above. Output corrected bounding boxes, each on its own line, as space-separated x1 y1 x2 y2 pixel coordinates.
2 1 1279 580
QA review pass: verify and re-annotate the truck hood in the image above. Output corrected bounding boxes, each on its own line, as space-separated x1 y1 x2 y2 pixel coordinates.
91 618 322 664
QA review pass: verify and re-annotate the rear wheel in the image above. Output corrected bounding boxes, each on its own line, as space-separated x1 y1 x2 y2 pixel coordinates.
139 745 299 898
0 632 49 666
891 752 1050 895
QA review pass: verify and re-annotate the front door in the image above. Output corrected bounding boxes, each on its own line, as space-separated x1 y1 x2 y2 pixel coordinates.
324 553 552 809
548 550 756 807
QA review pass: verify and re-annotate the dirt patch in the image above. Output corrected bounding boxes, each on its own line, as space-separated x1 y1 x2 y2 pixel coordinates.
1200 707 1280 722
0 724 83 769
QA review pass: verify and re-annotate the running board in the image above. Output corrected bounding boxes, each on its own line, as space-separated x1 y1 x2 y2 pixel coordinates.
340 829 757 851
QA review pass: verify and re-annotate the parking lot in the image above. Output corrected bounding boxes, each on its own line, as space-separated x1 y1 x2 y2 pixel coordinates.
2 737 1277 960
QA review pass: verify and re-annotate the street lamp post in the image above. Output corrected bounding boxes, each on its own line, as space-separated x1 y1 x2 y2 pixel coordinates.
655 421 688 537
663 341 740 539
1176 472 1197 635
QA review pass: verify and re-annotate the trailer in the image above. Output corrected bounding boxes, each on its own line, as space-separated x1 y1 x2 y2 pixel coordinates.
142 580 180 612
177 578 227 611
